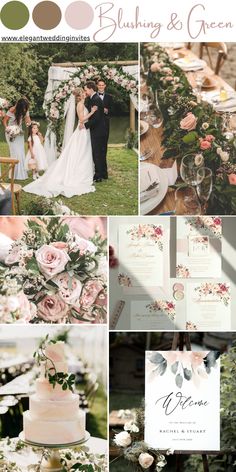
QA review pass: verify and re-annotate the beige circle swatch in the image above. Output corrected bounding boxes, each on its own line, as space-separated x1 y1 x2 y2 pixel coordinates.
65 1 94 29
33 1 62 30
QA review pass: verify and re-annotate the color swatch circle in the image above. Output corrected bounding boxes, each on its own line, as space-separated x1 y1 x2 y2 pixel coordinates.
1 1 29 29
65 1 94 30
33 1 62 30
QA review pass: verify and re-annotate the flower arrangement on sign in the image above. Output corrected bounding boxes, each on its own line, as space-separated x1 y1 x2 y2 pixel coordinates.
45 64 138 151
112 405 173 471
143 44 236 214
0 218 107 324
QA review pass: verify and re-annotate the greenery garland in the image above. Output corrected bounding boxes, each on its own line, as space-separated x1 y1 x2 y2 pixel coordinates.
44 64 138 151
142 44 236 214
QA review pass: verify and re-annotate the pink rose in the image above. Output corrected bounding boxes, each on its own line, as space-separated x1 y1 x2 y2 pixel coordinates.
205 134 215 142
213 217 221 225
150 62 161 73
138 453 154 469
37 294 68 323
51 242 69 251
79 279 104 309
35 245 70 279
228 173 236 185
53 272 82 305
180 112 197 131
165 75 174 81
71 235 97 255
199 139 211 150
18 292 36 323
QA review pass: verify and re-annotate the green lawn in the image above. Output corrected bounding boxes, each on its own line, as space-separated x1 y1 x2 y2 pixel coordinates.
85 385 107 439
0 145 138 215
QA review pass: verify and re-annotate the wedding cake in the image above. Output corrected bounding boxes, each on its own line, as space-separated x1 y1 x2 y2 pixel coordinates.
23 341 86 444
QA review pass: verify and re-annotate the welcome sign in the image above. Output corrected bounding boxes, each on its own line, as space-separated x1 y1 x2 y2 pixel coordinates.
145 351 220 451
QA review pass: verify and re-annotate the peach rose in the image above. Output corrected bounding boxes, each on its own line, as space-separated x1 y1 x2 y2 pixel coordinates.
180 112 197 131
37 294 68 322
79 279 104 309
205 134 215 142
53 272 82 305
138 453 154 469
228 173 236 185
150 62 161 73
199 139 211 150
35 245 70 279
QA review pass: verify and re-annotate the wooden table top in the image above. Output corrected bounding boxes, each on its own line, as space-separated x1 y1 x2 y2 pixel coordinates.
140 46 233 215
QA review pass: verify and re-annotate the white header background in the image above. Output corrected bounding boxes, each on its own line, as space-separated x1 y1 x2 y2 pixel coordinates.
0 0 236 42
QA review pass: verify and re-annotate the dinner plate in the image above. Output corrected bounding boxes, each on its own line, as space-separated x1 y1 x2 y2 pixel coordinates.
140 120 149 136
174 58 206 71
140 163 169 215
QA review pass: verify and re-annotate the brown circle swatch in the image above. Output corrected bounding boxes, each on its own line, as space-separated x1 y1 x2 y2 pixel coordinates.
33 1 62 30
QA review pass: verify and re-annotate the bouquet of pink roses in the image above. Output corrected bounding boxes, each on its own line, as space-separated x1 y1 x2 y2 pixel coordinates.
5 124 23 141
0 218 107 324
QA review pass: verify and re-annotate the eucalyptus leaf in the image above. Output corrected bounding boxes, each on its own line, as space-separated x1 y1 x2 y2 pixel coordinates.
175 373 183 389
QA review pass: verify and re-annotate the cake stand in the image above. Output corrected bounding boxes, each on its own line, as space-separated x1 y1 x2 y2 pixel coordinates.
19 431 90 472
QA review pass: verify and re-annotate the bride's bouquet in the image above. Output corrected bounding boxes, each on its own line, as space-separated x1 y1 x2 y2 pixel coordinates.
0 218 107 324
5 124 23 141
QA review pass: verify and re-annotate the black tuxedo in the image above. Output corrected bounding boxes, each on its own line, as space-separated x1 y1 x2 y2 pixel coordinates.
85 93 106 180
97 92 113 179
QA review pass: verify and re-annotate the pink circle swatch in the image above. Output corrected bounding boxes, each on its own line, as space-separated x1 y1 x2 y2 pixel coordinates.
65 1 94 29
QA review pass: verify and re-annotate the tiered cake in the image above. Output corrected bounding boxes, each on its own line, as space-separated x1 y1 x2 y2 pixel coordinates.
23 341 86 444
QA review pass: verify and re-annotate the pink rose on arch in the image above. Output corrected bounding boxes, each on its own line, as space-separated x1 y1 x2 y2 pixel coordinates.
37 294 68 323
199 139 211 150
228 173 236 185
53 272 82 305
35 245 70 279
79 279 104 309
180 112 197 131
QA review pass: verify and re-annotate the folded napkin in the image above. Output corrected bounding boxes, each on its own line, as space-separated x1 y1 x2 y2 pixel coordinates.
174 58 206 71
204 91 236 112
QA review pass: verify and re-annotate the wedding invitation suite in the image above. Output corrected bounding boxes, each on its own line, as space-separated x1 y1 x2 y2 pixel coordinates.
176 217 222 278
118 224 165 288
145 351 220 451
186 282 231 331
130 300 175 329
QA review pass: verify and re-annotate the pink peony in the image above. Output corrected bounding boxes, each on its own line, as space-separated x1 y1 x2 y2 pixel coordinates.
180 112 197 131
199 139 211 150
79 279 104 309
35 245 70 279
53 272 82 305
37 294 68 322
228 173 236 185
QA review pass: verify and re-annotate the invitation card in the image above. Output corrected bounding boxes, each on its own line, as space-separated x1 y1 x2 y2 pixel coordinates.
130 300 175 330
118 224 165 289
176 217 222 278
145 351 220 451
186 282 231 331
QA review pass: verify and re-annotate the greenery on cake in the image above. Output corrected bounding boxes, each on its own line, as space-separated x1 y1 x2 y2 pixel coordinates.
33 334 75 392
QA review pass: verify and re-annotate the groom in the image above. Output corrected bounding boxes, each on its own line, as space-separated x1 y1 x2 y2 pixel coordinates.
83 81 106 183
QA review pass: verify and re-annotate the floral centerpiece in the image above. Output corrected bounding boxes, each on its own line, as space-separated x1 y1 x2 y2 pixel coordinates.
0 218 107 324
112 405 173 471
142 44 236 214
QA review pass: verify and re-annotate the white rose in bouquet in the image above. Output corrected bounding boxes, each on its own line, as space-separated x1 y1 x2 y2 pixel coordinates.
138 453 154 469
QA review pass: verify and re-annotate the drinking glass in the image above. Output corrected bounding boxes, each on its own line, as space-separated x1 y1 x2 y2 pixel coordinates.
196 167 213 213
175 186 201 215
180 154 204 187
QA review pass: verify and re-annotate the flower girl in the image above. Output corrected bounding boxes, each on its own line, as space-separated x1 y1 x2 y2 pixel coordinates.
25 122 48 179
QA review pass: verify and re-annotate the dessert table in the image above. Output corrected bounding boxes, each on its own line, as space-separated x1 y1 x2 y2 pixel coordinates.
140 44 235 215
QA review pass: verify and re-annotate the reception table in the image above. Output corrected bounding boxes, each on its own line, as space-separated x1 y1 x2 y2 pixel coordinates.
140 45 234 215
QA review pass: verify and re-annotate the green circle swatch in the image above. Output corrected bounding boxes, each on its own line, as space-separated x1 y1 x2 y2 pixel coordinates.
1 1 29 30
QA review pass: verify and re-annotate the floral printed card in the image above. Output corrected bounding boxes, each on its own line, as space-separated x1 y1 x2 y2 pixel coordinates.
130 300 175 330
176 217 222 278
118 224 165 289
145 351 220 451
186 282 231 331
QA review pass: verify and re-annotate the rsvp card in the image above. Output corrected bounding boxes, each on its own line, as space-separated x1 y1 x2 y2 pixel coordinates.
130 300 175 330
176 217 222 278
118 224 164 289
186 282 231 331
145 351 220 451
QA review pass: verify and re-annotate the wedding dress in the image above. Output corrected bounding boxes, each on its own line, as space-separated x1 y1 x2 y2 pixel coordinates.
0 233 13 262
23 107 95 198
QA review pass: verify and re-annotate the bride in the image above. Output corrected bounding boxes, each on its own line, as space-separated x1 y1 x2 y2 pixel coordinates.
23 88 97 198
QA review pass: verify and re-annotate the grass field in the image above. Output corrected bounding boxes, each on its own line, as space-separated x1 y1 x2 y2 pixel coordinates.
0 144 138 215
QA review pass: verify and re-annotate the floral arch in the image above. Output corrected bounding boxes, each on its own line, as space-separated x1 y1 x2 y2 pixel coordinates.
44 63 138 152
